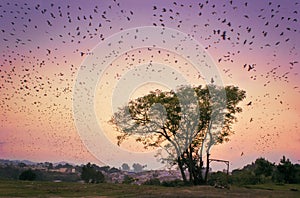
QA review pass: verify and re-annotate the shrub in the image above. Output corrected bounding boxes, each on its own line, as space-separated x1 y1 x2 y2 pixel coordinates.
161 179 185 187
122 175 135 184
231 170 260 185
208 171 230 187
81 163 105 183
142 178 161 185
19 169 36 181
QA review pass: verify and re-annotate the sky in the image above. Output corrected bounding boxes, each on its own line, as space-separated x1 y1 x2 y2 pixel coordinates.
0 0 299 171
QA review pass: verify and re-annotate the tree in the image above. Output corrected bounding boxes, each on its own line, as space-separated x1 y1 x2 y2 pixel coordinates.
110 85 245 185
81 163 105 183
122 175 135 184
98 165 110 173
143 178 161 185
208 171 230 188
254 158 274 177
231 169 259 185
132 163 146 172
252 157 275 183
121 163 130 171
18 162 27 168
19 169 36 181
47 163 53 170
276 156 296 183
294 164 300 184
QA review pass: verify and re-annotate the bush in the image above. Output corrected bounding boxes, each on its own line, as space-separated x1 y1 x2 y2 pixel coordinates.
0 166 21 180
122 175 135 184
231 170 260 185
19 169 36 181
142 178 161 185
81 163 105 183
161 179 185 187
208 171 230 187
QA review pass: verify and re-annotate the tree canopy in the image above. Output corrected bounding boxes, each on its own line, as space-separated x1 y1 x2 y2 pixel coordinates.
121 163 130 171
81 163 105 183
110 84 246 184
19 169 36 181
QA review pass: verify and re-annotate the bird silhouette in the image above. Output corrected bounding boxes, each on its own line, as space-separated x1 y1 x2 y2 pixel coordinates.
0 0 298 166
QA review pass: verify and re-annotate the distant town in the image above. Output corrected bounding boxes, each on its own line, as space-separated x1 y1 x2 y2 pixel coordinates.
0 159 183 185
1 156 299 187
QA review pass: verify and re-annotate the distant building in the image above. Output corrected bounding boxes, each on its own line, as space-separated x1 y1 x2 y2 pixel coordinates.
49 167 76 173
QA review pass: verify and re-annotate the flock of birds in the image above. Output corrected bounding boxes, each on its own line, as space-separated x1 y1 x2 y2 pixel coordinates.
0 0 299 163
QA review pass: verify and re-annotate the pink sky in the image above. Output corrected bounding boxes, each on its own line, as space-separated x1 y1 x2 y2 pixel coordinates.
0 0 299 170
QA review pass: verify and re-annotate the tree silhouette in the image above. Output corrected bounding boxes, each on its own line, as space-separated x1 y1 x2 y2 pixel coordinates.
19 169 36 181
254 157 274 177
122 175 135 184
132 163 146 172
81 163 105 183
277 156 296 183
110 85 245 184
121 163 130 171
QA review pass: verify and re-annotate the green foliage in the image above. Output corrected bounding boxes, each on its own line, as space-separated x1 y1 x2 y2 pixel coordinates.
0 166 21 180
111 85 246 185
295 164 300 184
231 158 273 185
121 163 130 171
19 169 36 181
231 169 260 185
161 179 186 187
81 163 105 183
0 180 299 197
142 178 161 185
231 156 300 185
122 175 135 184
108 167 120 173
276 156 297 184
208 171 230 187
254 158 274 177
98 165 110 172
132 163 145 172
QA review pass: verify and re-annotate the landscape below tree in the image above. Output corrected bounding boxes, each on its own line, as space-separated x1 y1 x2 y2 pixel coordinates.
0 156 299 187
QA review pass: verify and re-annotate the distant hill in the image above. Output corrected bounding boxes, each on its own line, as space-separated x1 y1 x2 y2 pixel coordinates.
53 161 75 166
0 159 74 166
0 159 37 166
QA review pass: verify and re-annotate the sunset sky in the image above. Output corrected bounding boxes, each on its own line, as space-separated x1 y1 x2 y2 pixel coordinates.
0 0 299 171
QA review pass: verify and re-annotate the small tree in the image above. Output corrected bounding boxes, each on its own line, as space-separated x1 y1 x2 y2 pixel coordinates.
143 178 161 185
122 175 135 184
276 156 296 183
132 163 146 172
208 171 230 188
121 163 130 171
19 169 36 181
81 163 105 183
254 158 274 177
231 169 259 185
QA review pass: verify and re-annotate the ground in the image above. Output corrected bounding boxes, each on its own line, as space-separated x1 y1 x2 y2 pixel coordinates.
0 180 299 197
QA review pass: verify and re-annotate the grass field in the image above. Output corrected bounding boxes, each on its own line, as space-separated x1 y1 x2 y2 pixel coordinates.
0 180 299 197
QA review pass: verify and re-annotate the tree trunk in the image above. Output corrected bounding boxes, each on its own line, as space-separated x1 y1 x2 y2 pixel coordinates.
204 153 210 183
199 156 204 184
177 156 187 183
188 146 194 184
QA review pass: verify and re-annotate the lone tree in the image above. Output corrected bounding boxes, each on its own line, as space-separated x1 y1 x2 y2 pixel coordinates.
110 85 245 185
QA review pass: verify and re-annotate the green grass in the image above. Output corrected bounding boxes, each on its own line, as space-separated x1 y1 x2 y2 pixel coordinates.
0 180 299 197
244 183 300 191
